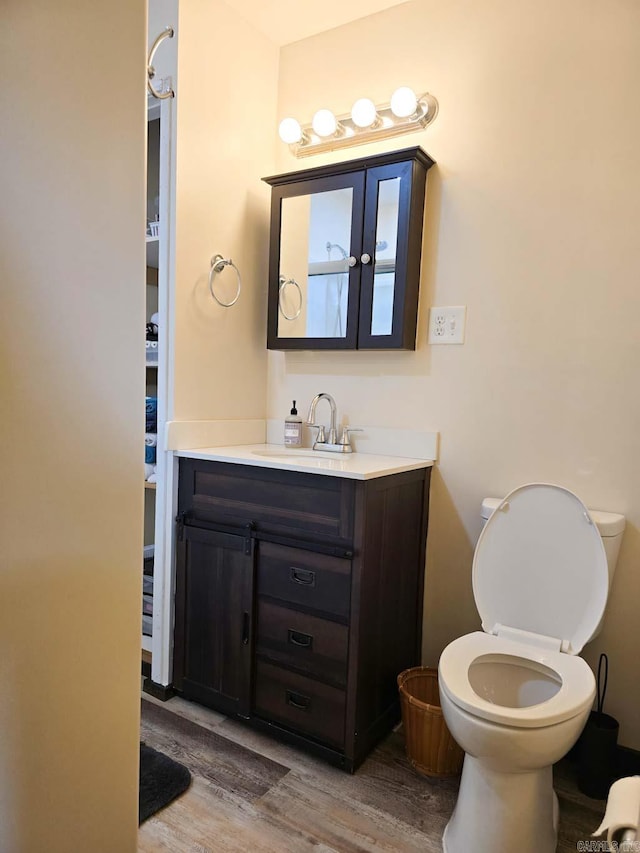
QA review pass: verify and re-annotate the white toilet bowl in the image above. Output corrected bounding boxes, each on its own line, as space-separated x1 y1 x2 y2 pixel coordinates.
438 484 625 853
439 633 594 852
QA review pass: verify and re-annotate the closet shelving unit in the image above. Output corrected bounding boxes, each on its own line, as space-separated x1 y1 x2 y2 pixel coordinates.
143 86 173 667
145 234 160 268
143 110 160 658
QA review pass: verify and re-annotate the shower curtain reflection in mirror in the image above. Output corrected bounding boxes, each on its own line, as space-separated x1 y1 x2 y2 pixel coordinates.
306 241 348 337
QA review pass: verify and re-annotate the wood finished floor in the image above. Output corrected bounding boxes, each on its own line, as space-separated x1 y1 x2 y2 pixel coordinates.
139 693 606 852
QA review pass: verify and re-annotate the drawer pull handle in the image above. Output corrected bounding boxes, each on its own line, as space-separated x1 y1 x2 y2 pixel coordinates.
290 567 315 587
288 629 313 649
286 689 311 711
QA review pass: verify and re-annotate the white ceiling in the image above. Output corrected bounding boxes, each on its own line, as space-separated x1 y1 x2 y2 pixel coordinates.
223 0 409 46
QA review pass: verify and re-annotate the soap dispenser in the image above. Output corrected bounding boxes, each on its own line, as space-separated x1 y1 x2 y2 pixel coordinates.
284 400 303 447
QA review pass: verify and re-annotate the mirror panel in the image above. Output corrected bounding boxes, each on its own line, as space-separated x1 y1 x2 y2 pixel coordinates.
370 177 401 337
278 187 353 339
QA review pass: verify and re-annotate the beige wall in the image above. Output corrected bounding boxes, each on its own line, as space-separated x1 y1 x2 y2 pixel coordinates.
0 1 145 850
270 0 640 748
172 0 278 422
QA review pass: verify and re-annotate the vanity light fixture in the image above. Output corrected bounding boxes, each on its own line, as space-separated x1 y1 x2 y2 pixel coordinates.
389 86 419 118
278 117 306 145
351 97 378 129
278 86 438 158
311 108 341 138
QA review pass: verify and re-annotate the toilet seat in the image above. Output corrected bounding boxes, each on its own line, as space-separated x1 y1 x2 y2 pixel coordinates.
439 632 595 728
473 483 608 654
439 484 607 729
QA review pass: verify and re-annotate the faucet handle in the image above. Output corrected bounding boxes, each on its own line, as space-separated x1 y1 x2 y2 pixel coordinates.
309 424 326 444
339 426 363 447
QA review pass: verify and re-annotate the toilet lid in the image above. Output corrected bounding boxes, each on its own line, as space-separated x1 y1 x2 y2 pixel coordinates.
473 483 608 654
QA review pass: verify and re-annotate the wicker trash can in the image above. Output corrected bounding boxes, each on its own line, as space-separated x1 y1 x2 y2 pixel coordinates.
397 666 464 778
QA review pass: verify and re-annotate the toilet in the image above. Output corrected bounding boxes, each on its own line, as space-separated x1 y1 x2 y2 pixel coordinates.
438 483 625 853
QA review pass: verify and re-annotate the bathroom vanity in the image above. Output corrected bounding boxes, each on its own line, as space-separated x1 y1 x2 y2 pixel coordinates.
172 446 432 771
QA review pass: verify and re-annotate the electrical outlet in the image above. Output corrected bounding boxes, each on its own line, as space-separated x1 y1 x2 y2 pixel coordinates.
428 305 466 345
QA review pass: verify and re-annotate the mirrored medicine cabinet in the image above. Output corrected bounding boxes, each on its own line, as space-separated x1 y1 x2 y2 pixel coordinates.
263 146 435 350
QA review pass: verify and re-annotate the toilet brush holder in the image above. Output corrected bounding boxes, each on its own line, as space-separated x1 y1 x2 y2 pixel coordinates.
577 711 619 799
576 653 619 799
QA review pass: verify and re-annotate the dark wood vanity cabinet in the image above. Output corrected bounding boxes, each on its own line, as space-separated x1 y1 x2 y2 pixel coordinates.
173 525 254 718
173 458 431 771
263 147 435 351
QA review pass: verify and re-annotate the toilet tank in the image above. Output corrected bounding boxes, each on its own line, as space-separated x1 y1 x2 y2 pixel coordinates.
481 496 626 638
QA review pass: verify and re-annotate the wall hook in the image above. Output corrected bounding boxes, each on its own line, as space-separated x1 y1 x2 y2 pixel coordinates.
148 27 175 100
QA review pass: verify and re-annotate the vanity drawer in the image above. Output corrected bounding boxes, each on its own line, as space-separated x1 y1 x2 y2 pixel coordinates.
254 660 346 748
178 458 355 543
256 599 349 687
257 541 351 620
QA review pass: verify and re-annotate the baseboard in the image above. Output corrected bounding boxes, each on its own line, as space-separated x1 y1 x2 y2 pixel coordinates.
142 677 175 702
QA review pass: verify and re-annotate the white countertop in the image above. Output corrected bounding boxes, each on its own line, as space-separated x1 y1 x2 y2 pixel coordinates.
174 444 434 480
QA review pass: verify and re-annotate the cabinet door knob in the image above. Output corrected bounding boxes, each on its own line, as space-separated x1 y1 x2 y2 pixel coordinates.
347 255 357 267
360 253 371 265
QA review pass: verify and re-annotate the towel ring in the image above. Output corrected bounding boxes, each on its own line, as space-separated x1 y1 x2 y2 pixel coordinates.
209 254 241 308
278 276 303 321
148 27 175 100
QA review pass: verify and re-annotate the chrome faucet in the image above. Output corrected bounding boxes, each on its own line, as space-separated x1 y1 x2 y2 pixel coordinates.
306 393 361 453
306 393 338 445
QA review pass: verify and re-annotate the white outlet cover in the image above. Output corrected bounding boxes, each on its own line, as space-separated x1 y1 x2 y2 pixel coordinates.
428 305 466 345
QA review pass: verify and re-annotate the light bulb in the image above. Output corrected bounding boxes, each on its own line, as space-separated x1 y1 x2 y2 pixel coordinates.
312 109 337 137
278 117 302 144
390 86 418 118
351 97 377 128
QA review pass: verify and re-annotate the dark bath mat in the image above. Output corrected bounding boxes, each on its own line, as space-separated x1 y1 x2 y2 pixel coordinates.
139 742 191 824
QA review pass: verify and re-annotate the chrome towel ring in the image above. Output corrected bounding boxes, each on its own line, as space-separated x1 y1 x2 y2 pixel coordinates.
148 27 175 100
209 254 242 307
278 276 303 320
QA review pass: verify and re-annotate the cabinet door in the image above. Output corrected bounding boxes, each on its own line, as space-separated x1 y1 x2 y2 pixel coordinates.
357 159 426 349
173 525 254 717
264 148 433 352
267 171 365 350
